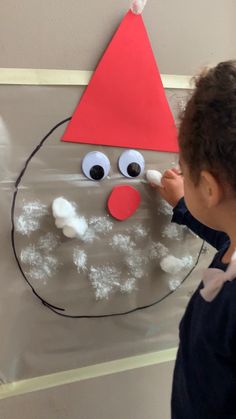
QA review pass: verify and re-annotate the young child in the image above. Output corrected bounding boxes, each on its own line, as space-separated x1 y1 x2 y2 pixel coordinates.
152 61 236 418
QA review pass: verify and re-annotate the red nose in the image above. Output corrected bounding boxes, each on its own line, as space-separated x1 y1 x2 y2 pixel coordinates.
107 185 141 221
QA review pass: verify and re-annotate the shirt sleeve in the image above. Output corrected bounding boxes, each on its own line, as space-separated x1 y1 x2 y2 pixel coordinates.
172 197 229 250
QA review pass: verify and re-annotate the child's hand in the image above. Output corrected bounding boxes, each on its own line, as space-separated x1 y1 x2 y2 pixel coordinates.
152 168 184 208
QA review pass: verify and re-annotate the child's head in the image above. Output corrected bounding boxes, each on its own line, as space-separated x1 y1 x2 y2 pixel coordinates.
178 60 236 229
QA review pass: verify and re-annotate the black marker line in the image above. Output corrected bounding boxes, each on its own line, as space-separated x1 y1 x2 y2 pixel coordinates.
11 118 71 312
11 117 204 318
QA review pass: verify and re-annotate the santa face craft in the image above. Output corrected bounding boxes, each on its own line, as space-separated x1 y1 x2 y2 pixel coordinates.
12 3 203 317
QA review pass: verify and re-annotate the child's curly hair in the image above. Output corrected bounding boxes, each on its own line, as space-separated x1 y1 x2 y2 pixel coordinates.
178 60 236 189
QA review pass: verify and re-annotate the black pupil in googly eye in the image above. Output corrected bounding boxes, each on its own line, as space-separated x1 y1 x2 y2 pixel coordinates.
90 165 105 180
127 162 141 177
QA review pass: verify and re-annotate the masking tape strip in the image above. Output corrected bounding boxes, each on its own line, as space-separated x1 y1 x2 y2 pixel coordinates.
0 347 177 400
0 68 192 89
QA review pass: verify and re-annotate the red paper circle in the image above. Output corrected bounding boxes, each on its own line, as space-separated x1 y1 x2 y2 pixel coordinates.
107 185 141 221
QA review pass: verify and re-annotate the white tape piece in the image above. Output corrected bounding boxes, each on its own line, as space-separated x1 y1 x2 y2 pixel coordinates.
0 68 192 89
0 68 93 86
0 347 177 400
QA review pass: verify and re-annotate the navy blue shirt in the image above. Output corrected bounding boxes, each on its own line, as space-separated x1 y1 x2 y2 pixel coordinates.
171 198 236 419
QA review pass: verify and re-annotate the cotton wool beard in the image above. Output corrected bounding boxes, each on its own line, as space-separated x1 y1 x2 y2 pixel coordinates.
71 223 152 299
160 255 193 275
71 215 194 300
80 225 175 299
17 192 196 301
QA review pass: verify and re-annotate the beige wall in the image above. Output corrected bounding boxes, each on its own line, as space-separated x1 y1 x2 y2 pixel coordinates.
0 0 235 74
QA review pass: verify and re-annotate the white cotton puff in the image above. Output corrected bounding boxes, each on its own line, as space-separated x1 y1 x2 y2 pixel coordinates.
52 197 76 219
160 255 193 275
130 0 147 14
52 197 88 240
62 217 88 239
146 170 163 187
55 217 68 229
62 225 77 239
168 279 181 291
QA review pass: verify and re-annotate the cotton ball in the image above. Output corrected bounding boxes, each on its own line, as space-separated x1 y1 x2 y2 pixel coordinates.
168 279 181 291
130 0 147 14
63 225 77 239
52 197 76 219
55 217 67 229
146 170 163 187
63 217 88 239
160 255 192 275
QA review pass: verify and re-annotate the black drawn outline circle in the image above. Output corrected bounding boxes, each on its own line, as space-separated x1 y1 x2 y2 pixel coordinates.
11 118 205 319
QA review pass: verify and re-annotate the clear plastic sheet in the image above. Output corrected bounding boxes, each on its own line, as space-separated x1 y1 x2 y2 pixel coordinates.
0 85 214 383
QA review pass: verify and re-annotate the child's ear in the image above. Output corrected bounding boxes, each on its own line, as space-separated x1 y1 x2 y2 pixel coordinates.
200 170 223 207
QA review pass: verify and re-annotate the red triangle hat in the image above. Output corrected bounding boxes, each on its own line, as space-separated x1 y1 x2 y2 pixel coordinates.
62 9 178 152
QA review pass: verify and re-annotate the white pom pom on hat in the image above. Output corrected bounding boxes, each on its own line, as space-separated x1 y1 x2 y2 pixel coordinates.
130 0 148 14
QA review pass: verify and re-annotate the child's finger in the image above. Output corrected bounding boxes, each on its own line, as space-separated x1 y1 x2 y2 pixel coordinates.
172 167 181 175
158 177 172 192
162 169 178 180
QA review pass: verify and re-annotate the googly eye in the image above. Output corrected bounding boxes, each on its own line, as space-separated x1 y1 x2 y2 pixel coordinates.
82 151 110 181
118 150 145 178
